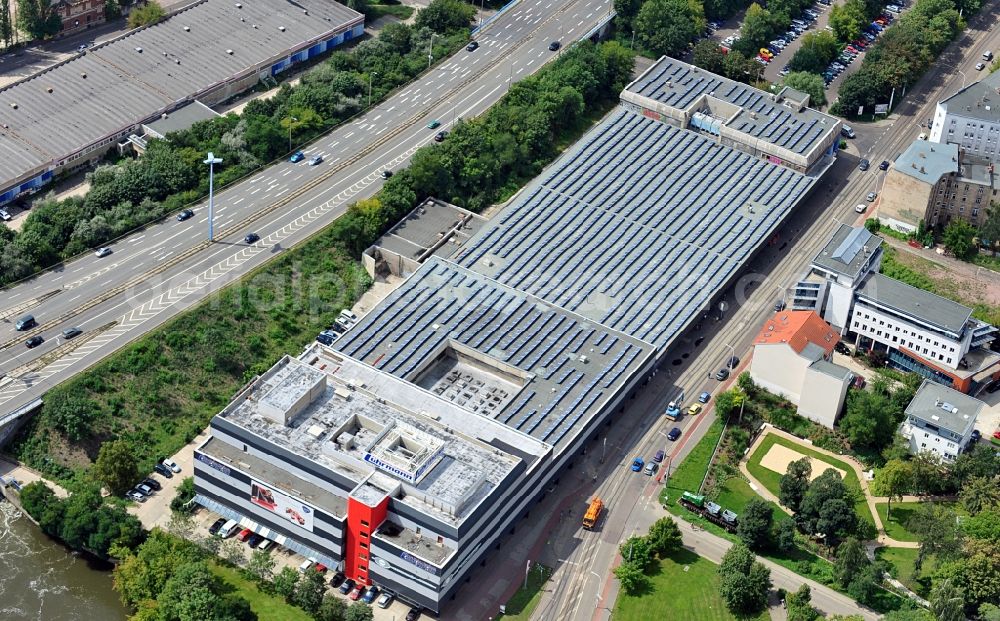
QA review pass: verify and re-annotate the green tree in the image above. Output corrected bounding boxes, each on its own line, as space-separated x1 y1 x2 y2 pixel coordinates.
113 530 202 609
414 0 475 32
613 562 647 595
961 505 1000 541
829 0 867 42
882 610 935 621
785 584 820 621
43 392 99 441
0 0 12 48
775 517 797 552
930 578 965 621
316 594 348 621
16 0 60 39
878 458 914 518
980 203 1000 251
789 31 840 73
613 0 643 31
170 477 197 514
834 537 867 589
19 481 65 537
246 550 276 585
692 39 726 74
293 567 326 614
127 1 165 28
737 498 774 551
635 0 705 57
273 566 299 600
908 503 963 571
93 439 140 496
345 602 374 621
104 0 121 19
157 560 257 621
847 561 884 606
797 469 856 542
781 72 827 107
737 371 756 397
960 475 1000 515
734 3 783 56
980 604 1000 621
647 517 682 557
718 541 771 614
619 535 654 569
943 219 977 260
779 457 812 513
839 388 901 452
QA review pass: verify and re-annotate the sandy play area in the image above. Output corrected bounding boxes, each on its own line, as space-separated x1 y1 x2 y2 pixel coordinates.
759 443 847 481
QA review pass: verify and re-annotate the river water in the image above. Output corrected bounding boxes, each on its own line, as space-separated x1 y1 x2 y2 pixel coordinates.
0 501 126 621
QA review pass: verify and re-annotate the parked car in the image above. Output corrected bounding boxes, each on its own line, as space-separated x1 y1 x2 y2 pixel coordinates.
257 539 274 551
631 457 645 472
644 462 658 476
727 355 740 369
154 463 173 478
970 429 982 443
377 592 394 608
314 563 328 574
95 247 113 258
349 585 364 601
247 533 265 548
977 62 987 71
653 449 665 463
688 403 703 416
667 427 682 441
236 528 252 542
855 204 867 213
298 557 315 573
362 586 380 604
715 368 730 381
406 607 422 621
290 151 305 163
137 483 155 496
339 578 356 595
329 571 347 588
867 191 877 201
852 374 867 389
208 518 227 536
0 209 11 221
858 159 870 171
834 341 851 355
177 209 194 221
142 478 161 491
698 391 711 403
127 490 146 502
161 458 181 473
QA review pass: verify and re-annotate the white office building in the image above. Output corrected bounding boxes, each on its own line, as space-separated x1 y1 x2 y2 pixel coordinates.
929 69 1000 162
899 380 984 460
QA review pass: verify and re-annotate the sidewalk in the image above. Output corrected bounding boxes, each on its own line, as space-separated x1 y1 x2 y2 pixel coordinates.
740 425 919 548
0 457 69 498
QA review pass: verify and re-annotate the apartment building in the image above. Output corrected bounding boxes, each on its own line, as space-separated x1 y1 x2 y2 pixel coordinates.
899 380 984 460
52 0 106 36
929 68 1000 162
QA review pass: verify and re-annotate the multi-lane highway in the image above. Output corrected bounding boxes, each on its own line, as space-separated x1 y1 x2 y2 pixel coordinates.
517 5 1000 621
0 0 613 415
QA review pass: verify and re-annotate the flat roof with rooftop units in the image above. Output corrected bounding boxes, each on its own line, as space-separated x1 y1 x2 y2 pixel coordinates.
622 56 840 173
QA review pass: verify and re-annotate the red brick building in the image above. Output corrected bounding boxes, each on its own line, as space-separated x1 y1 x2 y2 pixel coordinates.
52 0 105 36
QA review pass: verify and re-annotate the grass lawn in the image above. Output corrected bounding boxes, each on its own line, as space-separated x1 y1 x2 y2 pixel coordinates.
876 547 933 598
875 501 964 543
498 563 553 620
615 548 769 621
661 418 725 505
367 4 415 19
209 562 312 621
746 433 875 531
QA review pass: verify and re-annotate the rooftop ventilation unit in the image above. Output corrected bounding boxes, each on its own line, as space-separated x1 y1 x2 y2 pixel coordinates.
135 47 143 53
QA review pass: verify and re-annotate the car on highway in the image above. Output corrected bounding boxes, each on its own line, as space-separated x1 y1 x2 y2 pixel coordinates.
466 41 479 52
867 191 877 201
290 151 305 163
208 518 227 536
977 62 987 70
142 477 161 491
177 209 194 221
427 120 441 129
95 247 113 258
855 204 867 213
244 232 260 244
688 403 703 416
879 160 890 170
381 169 393 179
858 159 870 171
309 155 323 166
153 463 173 478
25 336 44 349
377 592 394 608
161 458 181 473
644 462 658 476
715 368 730 381
62 327 82 339
667 427 682 441
630 457 644 472
698 391 711 403
548 41 561 51
434 130 448 142
339 578 356 595
362 586 380 604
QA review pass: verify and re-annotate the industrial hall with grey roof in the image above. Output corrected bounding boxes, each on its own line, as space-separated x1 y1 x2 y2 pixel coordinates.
196 57 837 616
0 0 363 205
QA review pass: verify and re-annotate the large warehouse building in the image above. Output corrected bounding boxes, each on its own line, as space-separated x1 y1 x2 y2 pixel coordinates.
0 0 363 206
194 57 838 614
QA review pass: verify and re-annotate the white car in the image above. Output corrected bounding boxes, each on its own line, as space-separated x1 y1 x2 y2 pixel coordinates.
855 204 867 213
161 458 181 473
298 557 316 573
976 62 986 71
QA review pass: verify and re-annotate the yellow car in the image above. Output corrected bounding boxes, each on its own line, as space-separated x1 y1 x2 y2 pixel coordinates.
687 403 703 416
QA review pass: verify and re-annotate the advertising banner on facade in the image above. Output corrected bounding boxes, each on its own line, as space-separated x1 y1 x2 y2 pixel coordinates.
250 481 315 532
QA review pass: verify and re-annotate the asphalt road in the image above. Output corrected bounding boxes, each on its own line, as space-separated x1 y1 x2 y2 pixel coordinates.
0 0 613 413
524 6 1000 620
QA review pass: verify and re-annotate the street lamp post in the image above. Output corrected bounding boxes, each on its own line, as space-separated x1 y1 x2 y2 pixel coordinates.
287 116 298 152
203 152 223 242
368 72 378 108
428 33 437 69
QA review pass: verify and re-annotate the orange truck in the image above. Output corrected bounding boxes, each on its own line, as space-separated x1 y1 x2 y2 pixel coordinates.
582 497 604 530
